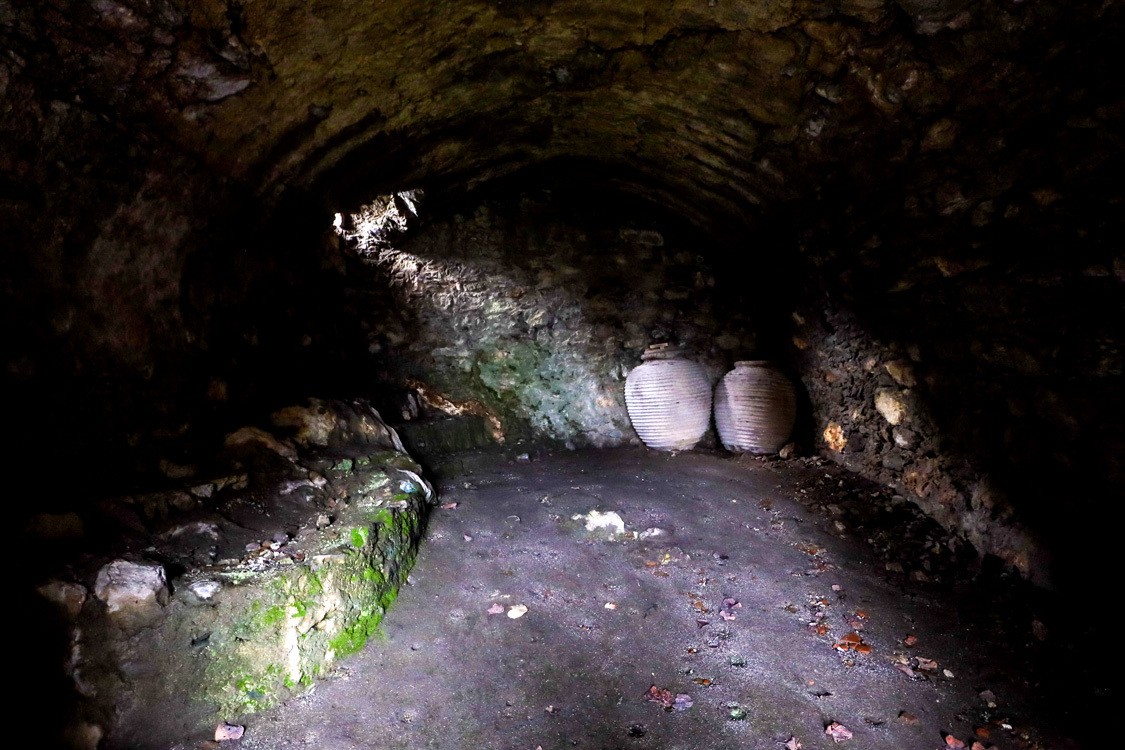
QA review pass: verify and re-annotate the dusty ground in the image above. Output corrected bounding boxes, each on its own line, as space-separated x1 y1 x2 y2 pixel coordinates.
209 447 1087 750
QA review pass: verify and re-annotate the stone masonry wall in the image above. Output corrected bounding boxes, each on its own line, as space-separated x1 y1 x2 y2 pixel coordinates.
343 193 762 448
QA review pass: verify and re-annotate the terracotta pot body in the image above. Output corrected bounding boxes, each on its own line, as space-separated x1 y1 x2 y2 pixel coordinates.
625 356 712 451
714 360 796 454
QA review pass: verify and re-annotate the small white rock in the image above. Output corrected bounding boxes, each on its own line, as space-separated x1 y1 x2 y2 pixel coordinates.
573 509 626 535
507 604 528 619
215 722 245 741
188 580 222 601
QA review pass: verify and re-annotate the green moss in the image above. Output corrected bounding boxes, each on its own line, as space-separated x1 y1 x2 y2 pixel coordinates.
261 604 288 627
198 473 428 725
329 609 384 658
303 569 324 597
229 663 287 713
378 585 400 611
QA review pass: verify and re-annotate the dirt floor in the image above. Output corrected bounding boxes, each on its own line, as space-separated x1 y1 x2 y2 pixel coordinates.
208 447 1089 750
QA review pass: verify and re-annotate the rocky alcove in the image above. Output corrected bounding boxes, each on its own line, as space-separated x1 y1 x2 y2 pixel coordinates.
3 0 1120 747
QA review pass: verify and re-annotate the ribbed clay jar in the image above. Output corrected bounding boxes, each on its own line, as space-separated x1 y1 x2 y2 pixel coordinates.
714 360 796 454
625 348 712 451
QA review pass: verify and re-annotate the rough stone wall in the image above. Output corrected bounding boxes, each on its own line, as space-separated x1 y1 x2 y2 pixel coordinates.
0 54 249 482
787 183 1122 585
3 0 1120 592
346 194 761 448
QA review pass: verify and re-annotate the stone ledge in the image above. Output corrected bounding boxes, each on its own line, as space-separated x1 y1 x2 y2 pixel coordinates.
34 399 436 749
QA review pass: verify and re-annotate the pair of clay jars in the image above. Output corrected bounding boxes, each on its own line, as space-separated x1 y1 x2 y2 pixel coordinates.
624 346 795 454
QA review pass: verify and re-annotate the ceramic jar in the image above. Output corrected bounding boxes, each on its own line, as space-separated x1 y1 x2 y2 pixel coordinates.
625 346 712 451
713 360 796 454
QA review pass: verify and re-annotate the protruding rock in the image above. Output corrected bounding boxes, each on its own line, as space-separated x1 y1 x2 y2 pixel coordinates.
884 360 917 387
94 560 168 615
62 722 104 750
272 402 338 446
38 580 87 619
892 427 917 449
823 422 847 452
224 426 297 460
187 579 222 603
875 389 908 425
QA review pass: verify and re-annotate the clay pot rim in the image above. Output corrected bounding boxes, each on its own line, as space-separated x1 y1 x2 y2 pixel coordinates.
733 359 773 367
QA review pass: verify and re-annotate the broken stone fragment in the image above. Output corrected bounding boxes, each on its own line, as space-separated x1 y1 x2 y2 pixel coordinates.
94 560 168 615
38 580 87 619
190 483 215 498
214 722 245 741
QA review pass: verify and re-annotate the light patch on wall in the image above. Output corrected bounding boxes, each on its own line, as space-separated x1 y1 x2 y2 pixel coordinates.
335 191 420 256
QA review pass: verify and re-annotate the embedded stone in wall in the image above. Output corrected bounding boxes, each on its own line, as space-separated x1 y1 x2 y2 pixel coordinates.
875 389 909 426
224 426 299 461
94 560 169 617
38 580 88 619
892 426 917 448
823 421 848 452
272 404 339 446
884 360 917 387
345 197 755 448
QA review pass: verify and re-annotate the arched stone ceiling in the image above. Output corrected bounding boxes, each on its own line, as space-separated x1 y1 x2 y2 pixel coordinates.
9 0 1121 226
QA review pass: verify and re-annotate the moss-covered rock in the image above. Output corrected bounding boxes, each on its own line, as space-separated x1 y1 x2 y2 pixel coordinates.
62 408 434 748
